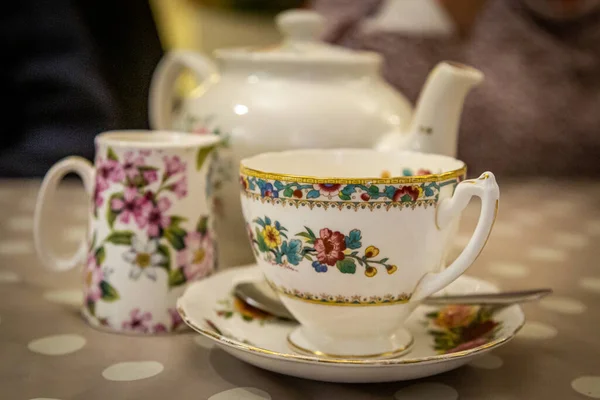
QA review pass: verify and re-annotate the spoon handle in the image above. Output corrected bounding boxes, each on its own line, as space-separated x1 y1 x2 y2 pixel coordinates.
422 288 553 306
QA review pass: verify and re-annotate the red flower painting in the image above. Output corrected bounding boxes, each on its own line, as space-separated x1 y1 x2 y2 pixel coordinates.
314 228 347 266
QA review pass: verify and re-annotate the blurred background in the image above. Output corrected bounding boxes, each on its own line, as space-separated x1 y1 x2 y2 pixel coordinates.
1 0 599 178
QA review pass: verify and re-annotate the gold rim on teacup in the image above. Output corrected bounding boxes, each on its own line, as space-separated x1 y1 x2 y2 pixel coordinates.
239 165 467 185
239 149 467 185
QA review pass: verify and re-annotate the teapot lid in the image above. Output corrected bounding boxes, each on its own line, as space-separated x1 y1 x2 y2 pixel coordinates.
214 9 381 68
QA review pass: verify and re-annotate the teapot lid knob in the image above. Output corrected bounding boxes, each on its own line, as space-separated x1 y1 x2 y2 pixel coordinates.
276 9 325 42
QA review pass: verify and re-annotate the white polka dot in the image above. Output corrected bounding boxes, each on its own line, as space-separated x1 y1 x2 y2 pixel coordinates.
553 232 590 249
29 398 62 400
28 334 86 355
587 222 600 236
62 227 87 243
540 296 586 314
0 270 21 283
580 277 600 293
194 335 214 349
488 262 529 278
43 289 82 307
572 376 600 399
394 383 458 400
491 222 521 238
469 354 503 369
102 361 164 382
527 247 567 262
4 216 34 232
453 235 471 248
0 240 33 255
209 388 272 400
517 321 558 339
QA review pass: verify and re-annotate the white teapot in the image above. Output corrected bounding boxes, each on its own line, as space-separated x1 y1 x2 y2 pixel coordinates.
149 9 483 268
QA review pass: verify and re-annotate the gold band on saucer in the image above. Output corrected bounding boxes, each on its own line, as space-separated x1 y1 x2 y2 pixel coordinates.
177 303 525 365
286 334 414 360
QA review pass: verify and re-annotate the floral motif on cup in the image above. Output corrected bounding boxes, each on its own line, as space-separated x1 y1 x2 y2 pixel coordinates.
267 280 411 306
239 168 464 212
249 216 398 277
83 240 120 318
120 307 185 334
86 147 216 324
181 113 231 217
426 305 501 354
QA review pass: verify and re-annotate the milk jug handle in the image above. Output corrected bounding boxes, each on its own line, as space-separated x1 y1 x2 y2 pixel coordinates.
34 157 95 271
411 172 500 301
149 50 218 130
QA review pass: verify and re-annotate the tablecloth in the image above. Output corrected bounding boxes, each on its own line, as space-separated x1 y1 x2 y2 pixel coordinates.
1 178 599 399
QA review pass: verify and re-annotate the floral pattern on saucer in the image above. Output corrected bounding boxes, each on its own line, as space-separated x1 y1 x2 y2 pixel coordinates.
216 296 276 324
426 305 501 354
177 266 525 383
203 288 503 352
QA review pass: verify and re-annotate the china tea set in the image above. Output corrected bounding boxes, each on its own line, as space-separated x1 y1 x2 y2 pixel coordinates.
32 9 543 383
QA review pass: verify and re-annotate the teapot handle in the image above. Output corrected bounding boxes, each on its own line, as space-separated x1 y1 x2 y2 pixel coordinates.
149 50 218 130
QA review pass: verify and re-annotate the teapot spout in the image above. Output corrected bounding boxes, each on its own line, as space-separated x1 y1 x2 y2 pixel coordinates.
406 62 484 157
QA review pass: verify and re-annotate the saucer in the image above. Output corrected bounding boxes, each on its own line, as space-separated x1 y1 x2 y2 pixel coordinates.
177 265 525 383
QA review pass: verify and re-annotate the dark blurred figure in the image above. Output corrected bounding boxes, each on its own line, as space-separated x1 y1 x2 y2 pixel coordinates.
0 0 163 177
311 0 600 178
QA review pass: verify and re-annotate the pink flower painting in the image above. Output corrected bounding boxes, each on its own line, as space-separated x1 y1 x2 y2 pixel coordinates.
143 169 158 184
122 151 145 180
122 308 153 333
139 197 172 237
111 187 151 225
84 253 103 302
172 176 188 199
163 155 186 177
177 231 214 281
96 157 125 188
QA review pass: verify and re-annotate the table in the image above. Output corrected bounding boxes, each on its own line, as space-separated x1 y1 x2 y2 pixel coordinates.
1 178 599 399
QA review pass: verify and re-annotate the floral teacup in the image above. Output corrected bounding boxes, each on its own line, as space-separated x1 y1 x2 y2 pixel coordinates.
34 131 220 334
240 149 499 358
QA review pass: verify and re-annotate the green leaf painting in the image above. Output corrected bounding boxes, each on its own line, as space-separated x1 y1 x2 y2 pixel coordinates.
107 147 119 161
336 259 357 274
196 145 216 170
105 231 134 246
100 280 120 301
168 268 186 287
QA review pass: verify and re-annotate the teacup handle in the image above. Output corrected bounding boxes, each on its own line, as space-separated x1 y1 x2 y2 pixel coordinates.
34 157 95 271
411 172 500 301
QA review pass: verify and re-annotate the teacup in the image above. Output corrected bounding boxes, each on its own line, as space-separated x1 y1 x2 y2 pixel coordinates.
34 131 220 334
240 149 499 358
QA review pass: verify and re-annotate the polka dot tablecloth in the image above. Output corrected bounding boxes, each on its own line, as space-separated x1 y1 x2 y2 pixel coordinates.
1 179 600 399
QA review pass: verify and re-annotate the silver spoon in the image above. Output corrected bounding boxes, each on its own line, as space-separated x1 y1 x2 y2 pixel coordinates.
234 281 552 321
